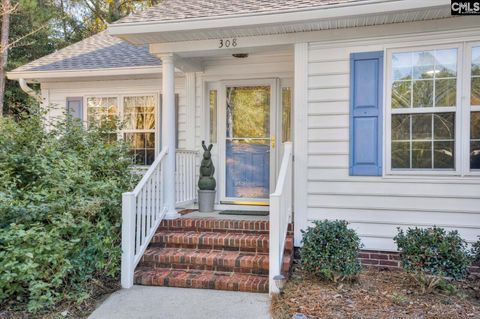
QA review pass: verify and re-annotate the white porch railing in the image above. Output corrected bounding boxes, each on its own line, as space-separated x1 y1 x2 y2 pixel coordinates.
176 149 198 207
121 147 168 288
269 142 293 294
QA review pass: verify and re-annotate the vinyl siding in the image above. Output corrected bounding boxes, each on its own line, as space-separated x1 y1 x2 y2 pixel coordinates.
306 39 480 251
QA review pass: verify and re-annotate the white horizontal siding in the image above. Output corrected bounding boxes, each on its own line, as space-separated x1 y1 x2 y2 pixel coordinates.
306 37 480 251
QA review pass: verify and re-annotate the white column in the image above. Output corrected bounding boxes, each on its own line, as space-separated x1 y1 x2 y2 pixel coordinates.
161 54 180 219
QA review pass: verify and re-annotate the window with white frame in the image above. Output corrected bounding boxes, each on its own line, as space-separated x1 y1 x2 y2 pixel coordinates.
388 47 459 172
470 46 480 170
123 96 156 166
86 95 157 166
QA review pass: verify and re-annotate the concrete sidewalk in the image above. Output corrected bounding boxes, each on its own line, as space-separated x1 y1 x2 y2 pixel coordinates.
88 286 271 319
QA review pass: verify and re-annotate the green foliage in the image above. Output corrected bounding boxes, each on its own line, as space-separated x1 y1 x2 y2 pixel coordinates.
394 227 471 293
471 237 480 263
0 107 134 311
300 220 362 282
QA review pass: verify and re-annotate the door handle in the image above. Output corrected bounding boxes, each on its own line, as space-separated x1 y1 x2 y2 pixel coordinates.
271 135 276 149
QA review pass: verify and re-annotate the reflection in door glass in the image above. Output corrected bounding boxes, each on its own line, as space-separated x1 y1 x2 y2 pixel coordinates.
225 86 270 199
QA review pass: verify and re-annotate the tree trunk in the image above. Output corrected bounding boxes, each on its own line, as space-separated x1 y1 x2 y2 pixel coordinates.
0 0 10 116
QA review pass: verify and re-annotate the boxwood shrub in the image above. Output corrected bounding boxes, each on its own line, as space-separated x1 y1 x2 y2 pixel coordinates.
471 237 480 264
394 227 471 292
0 108 135 311
300 220 362 282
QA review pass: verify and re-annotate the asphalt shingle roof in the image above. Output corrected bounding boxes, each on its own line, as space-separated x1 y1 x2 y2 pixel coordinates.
116 0 366 24
12 31 160 73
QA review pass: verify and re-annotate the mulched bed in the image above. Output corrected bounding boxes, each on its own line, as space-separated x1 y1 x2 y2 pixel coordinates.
271 268 480 319
0 276 120 319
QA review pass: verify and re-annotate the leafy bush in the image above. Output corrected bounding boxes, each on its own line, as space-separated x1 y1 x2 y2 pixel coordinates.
394 227 471 293
0 107 134 311
472 237 480 263
300 220 362 282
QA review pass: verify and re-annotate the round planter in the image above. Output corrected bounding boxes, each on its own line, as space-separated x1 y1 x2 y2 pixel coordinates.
198 190 216 212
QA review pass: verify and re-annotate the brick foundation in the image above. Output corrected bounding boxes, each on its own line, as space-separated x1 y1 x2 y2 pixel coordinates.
358 250 480 275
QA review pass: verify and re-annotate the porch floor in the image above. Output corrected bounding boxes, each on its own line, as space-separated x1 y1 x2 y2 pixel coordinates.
179 210 269 221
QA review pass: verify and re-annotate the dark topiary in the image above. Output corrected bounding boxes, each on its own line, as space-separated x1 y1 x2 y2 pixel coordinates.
394 227 471 293
300 220 362 282
198 141 216 190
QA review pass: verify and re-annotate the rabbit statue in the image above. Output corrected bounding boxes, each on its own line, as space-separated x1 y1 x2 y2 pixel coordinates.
198 141 216 190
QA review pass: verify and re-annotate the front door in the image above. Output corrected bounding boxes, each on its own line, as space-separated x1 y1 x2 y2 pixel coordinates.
220 80 277 205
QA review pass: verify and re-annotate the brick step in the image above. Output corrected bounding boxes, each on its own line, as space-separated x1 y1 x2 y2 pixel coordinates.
134 267 268 293
139 247 293 275
159 218 293 235
150 231 294 253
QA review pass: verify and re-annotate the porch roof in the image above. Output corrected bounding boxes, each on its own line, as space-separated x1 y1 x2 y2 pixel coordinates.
108 0 452 45
7 31 161 81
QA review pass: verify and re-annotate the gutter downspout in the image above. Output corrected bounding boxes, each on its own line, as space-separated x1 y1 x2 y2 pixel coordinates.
18 78 42 103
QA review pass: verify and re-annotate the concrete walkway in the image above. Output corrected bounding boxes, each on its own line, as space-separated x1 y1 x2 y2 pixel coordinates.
88 286 271 319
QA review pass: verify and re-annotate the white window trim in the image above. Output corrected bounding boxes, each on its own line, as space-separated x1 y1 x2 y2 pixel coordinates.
84 93 160 166
385 43 464 176
465 41 480 176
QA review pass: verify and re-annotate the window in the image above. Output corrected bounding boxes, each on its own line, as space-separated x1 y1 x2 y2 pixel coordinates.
388 47 459 172
86 97 118 142
123 96 156 166
282 87 292 142
470 46 480 170
209 90 217 143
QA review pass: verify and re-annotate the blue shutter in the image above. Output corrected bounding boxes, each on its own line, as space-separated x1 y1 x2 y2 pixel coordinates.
66 97 83 121
349 51 383 176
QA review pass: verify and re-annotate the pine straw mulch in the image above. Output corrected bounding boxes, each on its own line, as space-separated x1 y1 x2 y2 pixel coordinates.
271 268 480 319
0 276 120 319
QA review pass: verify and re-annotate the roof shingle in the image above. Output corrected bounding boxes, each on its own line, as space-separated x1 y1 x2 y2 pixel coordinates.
115 0 367 24
12 31 160 73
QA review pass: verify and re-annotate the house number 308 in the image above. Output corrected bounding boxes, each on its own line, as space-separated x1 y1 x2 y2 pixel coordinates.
219 38 237 48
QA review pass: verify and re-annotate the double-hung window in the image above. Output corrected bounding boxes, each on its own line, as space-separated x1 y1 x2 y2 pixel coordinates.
387 42 480 175
386 45 465 175
86 94 158 166
470 45 480 171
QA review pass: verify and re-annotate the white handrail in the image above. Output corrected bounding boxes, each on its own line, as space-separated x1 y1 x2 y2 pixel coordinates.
269 142 293 294
121 147 168 288
175 150 198 207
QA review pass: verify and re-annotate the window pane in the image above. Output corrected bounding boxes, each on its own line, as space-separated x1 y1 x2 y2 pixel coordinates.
472 47 480 76
209 90 217 143
471 141 480 170
435 79 456 107
392 114 410 140
434 113 455 140
412 80 433 107
471 112 480 140
392 142 410 168
434 141 454 169
413 51 434 79
392 52 412 81
471 77 480 106
282 87 292 142
227 86 270 138
435 49 457 78
87 97 118 125
392 81 411 108
412 141 432 168
412 114 432 140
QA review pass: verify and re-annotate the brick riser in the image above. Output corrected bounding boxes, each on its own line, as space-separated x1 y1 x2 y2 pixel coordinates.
134 218 294 293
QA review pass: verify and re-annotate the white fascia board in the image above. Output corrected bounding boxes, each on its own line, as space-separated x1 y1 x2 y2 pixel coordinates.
6 66 164 81
108 0 449 39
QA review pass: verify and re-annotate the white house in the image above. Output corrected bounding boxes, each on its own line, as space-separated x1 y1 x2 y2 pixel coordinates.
7 0 480 294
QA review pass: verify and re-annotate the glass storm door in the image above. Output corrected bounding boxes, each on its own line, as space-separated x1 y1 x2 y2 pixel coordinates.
223 84 275 203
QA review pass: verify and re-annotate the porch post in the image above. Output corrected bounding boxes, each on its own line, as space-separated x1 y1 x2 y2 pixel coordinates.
160 54 179 219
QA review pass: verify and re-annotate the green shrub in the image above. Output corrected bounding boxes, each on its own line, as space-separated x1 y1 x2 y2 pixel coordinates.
0 107 135 311
300 220 362 282
394 227 471 293
472 237 480 263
